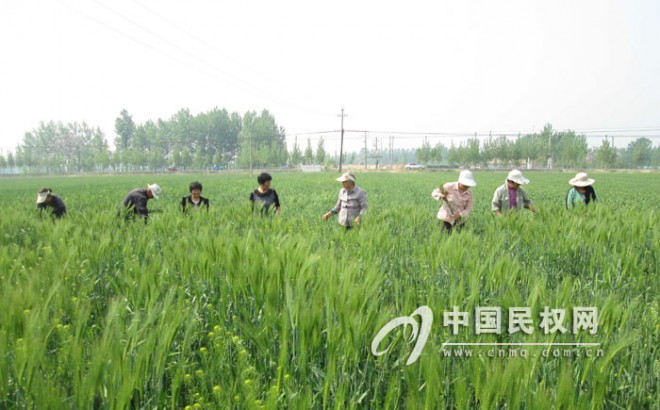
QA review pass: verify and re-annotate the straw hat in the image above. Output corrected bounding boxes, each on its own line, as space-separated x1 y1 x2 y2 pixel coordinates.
336 172 356 182
458 170 477 187
147 183 161 199
569 172 595 187
506 169 529 185
36 188 51 204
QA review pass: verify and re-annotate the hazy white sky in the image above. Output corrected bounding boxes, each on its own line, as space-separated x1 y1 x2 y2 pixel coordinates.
1 0 659 155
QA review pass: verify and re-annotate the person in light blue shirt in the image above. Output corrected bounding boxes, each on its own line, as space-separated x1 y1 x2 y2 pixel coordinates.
566 172 597 209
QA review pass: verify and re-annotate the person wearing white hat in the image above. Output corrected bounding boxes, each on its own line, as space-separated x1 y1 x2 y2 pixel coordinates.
431 170 477 232
322 172 367 229
119 183 161 222
36 188 67 219
491 169 537 216
566 172 597 209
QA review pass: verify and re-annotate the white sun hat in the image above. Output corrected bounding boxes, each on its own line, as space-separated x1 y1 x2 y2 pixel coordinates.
147 183 161 199
506 169 529 185
569 172 595 187
458 170 477 187
36 189 50 204
336 172 356 182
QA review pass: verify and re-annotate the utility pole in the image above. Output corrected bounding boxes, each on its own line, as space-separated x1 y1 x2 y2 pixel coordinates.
338 108 347 172
548 130 552 170
369 137 381 169
249 132 253 175
364 131 368 170
389 136 393 166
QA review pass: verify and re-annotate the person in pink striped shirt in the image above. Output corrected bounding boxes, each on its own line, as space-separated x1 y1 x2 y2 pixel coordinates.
431 170 477 233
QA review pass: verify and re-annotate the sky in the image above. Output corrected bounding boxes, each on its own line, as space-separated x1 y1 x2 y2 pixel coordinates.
1 0 659 156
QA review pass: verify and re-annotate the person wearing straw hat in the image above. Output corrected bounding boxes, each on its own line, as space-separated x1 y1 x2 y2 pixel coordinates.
566 172 597 209
119 183 161 222
491 169 538 216
322 172 367 229
36 188 67 219
431 169 477 232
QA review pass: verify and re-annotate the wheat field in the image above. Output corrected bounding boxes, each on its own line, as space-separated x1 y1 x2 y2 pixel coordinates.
0 171 657 409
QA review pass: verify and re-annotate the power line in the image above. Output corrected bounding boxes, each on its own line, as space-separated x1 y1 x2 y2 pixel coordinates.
132 0 286 92
63 1 201 76
286 130 340 136
573 127 660 134
344 127 660 137
75 0 335 118
88 0 263 94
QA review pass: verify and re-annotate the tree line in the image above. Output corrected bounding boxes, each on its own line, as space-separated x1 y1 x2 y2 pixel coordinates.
4 114 659 173
11 108 287 173
414 124 660 169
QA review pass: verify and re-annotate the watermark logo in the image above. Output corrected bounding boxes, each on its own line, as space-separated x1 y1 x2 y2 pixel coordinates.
371 306 433 365
372 305 601 365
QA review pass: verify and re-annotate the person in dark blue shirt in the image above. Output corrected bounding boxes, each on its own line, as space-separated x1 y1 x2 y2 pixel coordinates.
36 188 66 219
249 173 281 216
119 183 161 222
181 181 209 213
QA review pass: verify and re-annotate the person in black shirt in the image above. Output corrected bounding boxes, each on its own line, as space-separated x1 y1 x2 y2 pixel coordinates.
181 181 209 213
119 183 161 222
249 173 281 216
36 188 66 219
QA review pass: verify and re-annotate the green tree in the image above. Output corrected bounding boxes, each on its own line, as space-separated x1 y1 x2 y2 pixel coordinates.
181 148 193 168
431 143 447 164
554 130 587 168
6 152 15 168
595 139 617 168
315 137 327 164
15 121 109 173
626 137 653 168
194 145 210 169
289 140 303 166
652 146 660 167
465 138 482 166
237 110 286 168
448 142 461 166
171 150 182 168
202 108 241 166
515 134 545 167
416 139 432 165
114 109 135 152
303 139 314 164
